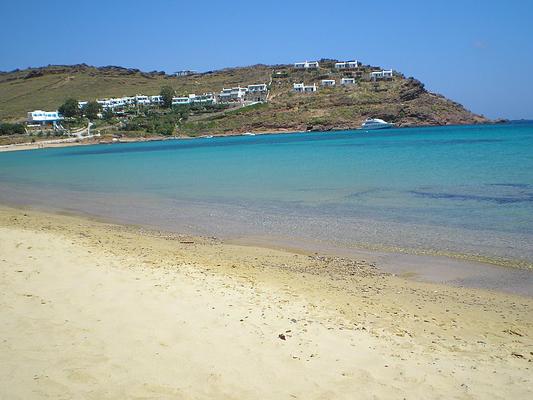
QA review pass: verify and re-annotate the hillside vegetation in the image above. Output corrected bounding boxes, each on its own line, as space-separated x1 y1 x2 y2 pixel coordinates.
0 61 489 136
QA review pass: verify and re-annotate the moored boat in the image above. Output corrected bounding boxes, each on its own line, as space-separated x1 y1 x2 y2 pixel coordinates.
361 118 394 130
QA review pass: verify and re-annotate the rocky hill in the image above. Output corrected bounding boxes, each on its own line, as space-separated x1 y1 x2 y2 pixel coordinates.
0 61 489 134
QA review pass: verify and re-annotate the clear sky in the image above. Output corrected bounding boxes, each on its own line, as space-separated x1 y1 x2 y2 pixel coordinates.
1 0 532 119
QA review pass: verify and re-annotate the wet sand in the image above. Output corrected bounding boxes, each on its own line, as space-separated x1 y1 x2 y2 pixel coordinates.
0 205 532 399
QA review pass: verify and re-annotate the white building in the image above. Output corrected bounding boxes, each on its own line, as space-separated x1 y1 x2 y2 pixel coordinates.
218 86 248 102
247 83 268 92
370 69 393 80
150 95 163 104
195 93 217 104
96 99 113 109
321 79 336 87
27 110 63 125
123 96 136 105
293 83 305 92
335 61 359 69
294 61 320 69
135 95 150 105
304 83 317 92
340 77 356 85
172 96 191 106
175 70 196 77
78 101 88 109
110 98 126 108
189 93 217 104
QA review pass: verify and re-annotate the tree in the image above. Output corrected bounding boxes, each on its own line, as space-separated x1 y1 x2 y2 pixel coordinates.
0 122 25 136
58 98 80 118
160 86 175 108
102 108 114 121
83 101 102 120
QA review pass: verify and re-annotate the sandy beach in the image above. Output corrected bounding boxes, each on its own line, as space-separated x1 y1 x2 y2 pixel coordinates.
0 205 531 399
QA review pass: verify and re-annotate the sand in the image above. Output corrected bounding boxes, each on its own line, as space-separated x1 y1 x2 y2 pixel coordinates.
0 205 532 399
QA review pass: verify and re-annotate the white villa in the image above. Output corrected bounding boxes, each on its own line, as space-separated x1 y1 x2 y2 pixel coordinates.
321 79 336 87
27 110 63 125
172 96 190 105
175 70 196 77
96 99 112 109
218 86 248 102
172 93 217 106
247 83 268 92
150 95 163 104
78 101 88 109
293 83 305 92
192 93 216 104
294 61 319 69
123 96 136 105
294 83 317 92
340 77 356 85
335 61 359 69
135 95 150 105
370 69 393 80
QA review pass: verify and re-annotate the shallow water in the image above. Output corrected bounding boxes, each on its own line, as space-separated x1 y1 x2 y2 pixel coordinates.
1 123 532 268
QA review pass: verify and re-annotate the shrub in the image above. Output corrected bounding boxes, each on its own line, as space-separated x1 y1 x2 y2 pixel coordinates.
0 122 25 136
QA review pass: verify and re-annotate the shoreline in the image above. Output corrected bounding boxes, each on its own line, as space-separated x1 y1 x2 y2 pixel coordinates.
1 204 531 398
0 122 502 153
2 200 532 297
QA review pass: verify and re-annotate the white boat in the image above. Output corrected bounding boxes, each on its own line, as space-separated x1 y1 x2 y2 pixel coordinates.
361 118 394 130
242 132 256 136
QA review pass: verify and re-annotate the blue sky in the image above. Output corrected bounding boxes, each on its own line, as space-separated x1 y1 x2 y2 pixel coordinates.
1 0 532 119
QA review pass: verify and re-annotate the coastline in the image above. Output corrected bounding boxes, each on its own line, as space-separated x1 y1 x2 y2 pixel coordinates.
0 121 498 153
1 204 531 398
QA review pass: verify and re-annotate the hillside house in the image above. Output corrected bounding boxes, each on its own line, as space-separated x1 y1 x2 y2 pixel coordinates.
218 87 248 102
246 84 268 102
111 98 126 108
321 79 336 87
96 99 113 109
293 83 305 92
341 77 356 85
370 69 393 80
150 95 163 104
175 70 196 77
335 61 359 69
304 83 317 92
172 96 191 106
27 110 63 125
294 61 319 69
123 96 135 105
135 95 150 105
191 93 217 104
247 84 268 92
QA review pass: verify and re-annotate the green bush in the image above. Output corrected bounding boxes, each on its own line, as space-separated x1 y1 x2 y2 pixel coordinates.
0 122 25 136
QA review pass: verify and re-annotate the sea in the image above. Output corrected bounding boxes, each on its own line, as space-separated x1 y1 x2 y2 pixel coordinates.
1 122 532 271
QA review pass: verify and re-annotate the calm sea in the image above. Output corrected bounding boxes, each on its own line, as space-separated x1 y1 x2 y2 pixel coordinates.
1 123 532 266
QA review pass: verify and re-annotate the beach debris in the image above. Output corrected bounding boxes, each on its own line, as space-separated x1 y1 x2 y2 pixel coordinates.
503 329 523 337
179 241 195 244
511 352 524 359
278 333 286 340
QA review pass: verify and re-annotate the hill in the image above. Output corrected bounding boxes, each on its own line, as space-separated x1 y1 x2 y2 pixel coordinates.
0 61 489 136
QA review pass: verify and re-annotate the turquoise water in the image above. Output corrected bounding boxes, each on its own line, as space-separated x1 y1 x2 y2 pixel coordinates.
1 123 532 265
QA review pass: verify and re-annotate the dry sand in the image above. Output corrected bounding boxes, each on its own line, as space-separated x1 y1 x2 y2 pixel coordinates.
0 205 531 399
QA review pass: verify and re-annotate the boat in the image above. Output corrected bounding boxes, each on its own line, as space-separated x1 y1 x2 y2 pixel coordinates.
361 118 394 130
242 132 256 136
